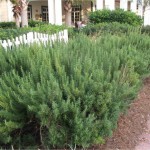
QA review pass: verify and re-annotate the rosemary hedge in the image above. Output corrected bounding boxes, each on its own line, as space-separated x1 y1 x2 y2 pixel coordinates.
0 31 150 149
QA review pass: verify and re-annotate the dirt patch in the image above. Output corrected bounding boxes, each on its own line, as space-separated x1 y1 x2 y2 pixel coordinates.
95 77 150 150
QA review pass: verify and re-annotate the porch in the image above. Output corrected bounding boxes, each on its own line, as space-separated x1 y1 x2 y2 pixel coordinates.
28 0 93 26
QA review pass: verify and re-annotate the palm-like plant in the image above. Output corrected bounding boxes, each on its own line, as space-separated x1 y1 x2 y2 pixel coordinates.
19 0 29 27
12 1 21 27
10 0 28 27
64 0 72 26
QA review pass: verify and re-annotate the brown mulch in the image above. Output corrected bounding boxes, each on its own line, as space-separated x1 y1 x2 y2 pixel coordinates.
94 77 150 150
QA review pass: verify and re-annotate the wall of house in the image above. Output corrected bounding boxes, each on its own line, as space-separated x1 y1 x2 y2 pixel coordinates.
0 0 14 22
29 1 48 20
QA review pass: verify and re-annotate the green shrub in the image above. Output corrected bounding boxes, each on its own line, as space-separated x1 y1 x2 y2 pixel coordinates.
89 9 142 26
0 22 16 29
0 24 66 40
0 28 31 40
0 31 150 149
141 25 150 35
28 20 47 27
79 22 139 36
0 20 47 29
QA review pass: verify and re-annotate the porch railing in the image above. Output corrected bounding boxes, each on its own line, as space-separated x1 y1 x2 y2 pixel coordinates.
0 29 68 50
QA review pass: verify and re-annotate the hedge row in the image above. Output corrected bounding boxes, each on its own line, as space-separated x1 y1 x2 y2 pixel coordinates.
78 22 138 36
0 20 48 29
71 23 150 38
0 23 66 40
89 9 142 26
0 22 16 28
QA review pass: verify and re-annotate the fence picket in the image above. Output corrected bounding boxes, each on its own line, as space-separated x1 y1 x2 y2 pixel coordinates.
64 30 68 43
19 35 23 44
7 39 13 48
0 30 68 50
2 40 8 50
15 37 20 46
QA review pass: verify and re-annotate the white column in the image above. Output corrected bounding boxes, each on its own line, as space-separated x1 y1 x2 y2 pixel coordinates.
48 0 55 24
137 6 143 17
96 0 103 10
93 1 96 11
137 0 144 17
105 0 115 10
54 0 62 25
144 6 150 25
0 7 2 22
131 0 137 13
7 0 13 21
120 0 128 11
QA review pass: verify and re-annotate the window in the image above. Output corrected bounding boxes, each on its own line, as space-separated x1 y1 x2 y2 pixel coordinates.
91 1 93 11
128 1 131 11
71 5 81 24
115 0 120 9
28 5 32 20
103 0 105 8
41 6 48 22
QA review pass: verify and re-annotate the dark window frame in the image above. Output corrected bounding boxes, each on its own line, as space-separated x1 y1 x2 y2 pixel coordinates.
71 4 82 24
41 6 49 22
28 5 32 20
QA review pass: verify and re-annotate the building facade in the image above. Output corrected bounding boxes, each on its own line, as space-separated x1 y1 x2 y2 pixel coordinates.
0 0 148 25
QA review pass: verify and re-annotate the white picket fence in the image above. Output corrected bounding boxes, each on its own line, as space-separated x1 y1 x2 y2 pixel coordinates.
0 29 68 50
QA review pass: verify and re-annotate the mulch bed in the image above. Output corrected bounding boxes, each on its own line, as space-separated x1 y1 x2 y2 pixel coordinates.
94 77 150 150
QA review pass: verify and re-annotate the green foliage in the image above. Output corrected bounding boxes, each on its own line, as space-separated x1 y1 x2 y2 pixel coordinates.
28 20 47 27
89 9 142 26
78 22 139 36
0 22 16 29
0 24 66 40
141 25 150 35
0 30 150 148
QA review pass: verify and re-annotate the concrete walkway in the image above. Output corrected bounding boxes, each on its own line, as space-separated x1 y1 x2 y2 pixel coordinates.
135 116 150 150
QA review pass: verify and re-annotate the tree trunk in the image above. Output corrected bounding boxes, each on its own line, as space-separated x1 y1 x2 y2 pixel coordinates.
20 0 28 27
21 7 28 27
64 1 72 26
12 5 21 28
65 11 72 26
15 17 20 27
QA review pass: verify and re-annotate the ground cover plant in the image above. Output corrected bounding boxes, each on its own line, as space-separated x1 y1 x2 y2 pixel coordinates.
0 29 150 149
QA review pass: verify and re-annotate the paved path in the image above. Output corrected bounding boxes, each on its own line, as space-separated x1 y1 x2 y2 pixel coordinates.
135 116 150 150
